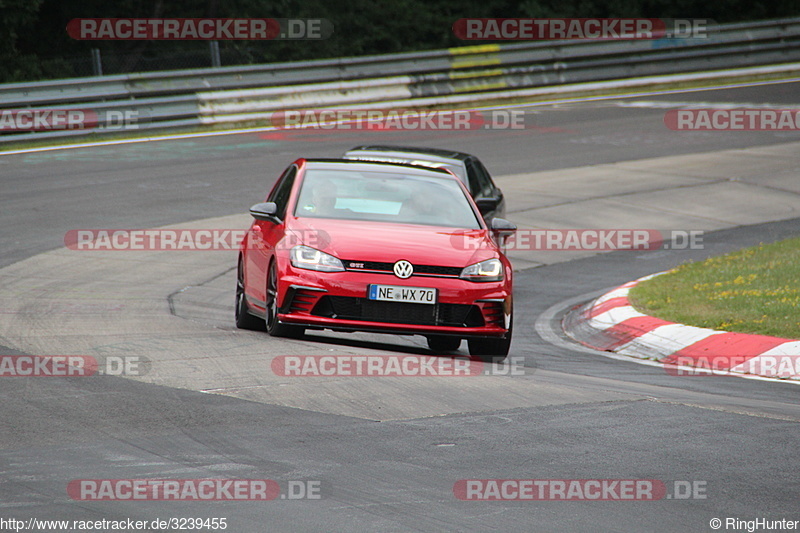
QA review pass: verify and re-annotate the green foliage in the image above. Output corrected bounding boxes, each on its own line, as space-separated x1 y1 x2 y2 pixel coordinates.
0 0 43 52
0 0 44 80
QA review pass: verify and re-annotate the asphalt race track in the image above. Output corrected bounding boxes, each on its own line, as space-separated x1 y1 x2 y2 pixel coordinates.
1 81 799 532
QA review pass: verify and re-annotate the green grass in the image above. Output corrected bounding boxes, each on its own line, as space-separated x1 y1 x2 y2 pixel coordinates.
628 236 800 340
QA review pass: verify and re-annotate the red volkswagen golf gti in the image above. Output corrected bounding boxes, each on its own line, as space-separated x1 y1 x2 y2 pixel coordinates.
236 159 516 360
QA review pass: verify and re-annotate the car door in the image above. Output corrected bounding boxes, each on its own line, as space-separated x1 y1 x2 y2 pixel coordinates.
246 164 297 305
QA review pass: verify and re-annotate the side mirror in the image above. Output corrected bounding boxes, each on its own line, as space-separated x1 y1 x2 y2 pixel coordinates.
490 217 516 247
475 197 499 214
490 217 516 238
250 202 279 222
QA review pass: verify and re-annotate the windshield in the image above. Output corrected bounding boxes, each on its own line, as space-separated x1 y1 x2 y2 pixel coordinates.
344 154 467 182
294 169 481 229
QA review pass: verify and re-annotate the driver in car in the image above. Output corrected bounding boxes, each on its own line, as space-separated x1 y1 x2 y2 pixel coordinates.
301 178 338 217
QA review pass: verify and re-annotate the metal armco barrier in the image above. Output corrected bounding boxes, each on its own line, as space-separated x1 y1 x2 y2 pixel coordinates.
2 17 800 142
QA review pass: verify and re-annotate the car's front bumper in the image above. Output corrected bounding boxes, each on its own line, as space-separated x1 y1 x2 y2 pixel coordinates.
276 268 511 338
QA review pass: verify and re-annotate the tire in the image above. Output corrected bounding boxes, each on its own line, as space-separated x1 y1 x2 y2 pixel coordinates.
426 335 461 352
265 261 305 338
468 312 512 363
236 257 265 331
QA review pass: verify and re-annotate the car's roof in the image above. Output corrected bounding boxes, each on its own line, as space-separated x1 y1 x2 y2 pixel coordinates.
302 158 460 180
344 146 473 164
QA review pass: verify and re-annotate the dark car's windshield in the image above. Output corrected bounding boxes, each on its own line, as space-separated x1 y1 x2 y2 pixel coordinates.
343 154 467 182
294 169 482 229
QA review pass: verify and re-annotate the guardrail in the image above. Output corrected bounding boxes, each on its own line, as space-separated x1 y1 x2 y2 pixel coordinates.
2 17 800 142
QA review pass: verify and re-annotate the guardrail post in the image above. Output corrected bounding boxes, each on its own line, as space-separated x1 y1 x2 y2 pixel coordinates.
210 41 221 68
91 48 103 76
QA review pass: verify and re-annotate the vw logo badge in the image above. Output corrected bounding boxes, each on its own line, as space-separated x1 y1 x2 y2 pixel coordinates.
393 260 414 279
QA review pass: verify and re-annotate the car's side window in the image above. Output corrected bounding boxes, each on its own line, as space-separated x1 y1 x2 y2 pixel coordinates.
465 160 482 196
269 166 297 220
477 161 497 192
468 159 493 197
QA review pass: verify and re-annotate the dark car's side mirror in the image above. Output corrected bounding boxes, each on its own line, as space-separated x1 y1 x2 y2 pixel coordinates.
475 197 499 214
250 202 279 222
490 217 517 240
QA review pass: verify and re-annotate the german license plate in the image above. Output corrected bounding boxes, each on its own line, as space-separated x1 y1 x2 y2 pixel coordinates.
368 284 437 305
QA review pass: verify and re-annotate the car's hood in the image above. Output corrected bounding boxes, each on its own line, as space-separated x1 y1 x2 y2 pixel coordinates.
288 217 498 266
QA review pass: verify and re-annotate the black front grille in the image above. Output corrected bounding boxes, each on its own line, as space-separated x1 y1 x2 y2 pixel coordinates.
344 261 394 271
343 260 461 277
312 296 482 327
416 265 462 276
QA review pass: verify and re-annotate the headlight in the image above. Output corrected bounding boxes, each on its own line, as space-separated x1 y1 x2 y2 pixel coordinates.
290 245 345 272
460 258 503 282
